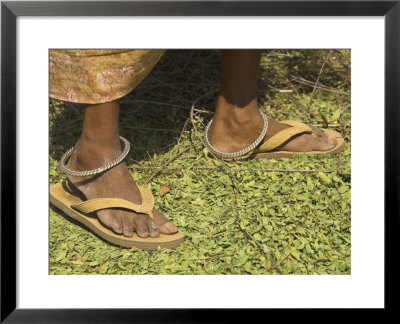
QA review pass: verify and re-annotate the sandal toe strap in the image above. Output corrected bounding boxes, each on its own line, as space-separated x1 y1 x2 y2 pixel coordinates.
71 185 155 219
281 120 325 137
257 121 315 152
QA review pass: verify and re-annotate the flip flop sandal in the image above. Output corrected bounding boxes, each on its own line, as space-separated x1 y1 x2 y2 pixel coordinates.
207 120 345 160
50 180 185 250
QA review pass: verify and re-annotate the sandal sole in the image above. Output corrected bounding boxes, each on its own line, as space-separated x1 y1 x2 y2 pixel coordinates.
223 128 345 161
50 183 184 250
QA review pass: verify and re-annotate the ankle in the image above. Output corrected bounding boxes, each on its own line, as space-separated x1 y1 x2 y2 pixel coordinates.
70 136 122 171
214 96 259 125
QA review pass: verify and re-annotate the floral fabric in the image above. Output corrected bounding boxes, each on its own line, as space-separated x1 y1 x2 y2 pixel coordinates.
49 49 165 104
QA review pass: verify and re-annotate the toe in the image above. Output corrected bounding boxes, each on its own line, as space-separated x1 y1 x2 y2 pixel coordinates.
135 217 149 238
97 210 113 229
312 136 336 151
110 215 123 234
328 138 337 145
145 217 160 238
98 210 123 234
121 214 135 238
153 210 178 234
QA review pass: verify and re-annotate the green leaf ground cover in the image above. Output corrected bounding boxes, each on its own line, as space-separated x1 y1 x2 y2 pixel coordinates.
49 50 351 275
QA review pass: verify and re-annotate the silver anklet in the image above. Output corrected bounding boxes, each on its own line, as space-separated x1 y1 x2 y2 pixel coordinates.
59 136 130 177
204 110 268 159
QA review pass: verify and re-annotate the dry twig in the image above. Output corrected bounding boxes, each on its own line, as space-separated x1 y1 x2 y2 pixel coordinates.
242 229 283 275
143 145 193 184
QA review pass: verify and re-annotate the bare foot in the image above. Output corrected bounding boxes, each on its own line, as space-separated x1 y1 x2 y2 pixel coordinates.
208 99 337 154
67 136 178 238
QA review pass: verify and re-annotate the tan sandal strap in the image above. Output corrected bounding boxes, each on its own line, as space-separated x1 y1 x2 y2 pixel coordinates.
71 185 155 219
279 120 315 131
256 123 313 152
281 120 326 138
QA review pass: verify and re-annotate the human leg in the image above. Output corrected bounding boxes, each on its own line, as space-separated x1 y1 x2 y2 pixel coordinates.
208 50 337 155
66 100 178 238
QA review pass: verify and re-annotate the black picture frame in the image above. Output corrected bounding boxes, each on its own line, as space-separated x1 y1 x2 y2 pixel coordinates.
1 0 398 322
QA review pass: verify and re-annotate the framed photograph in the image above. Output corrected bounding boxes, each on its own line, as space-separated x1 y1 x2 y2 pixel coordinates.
1 0 398 321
